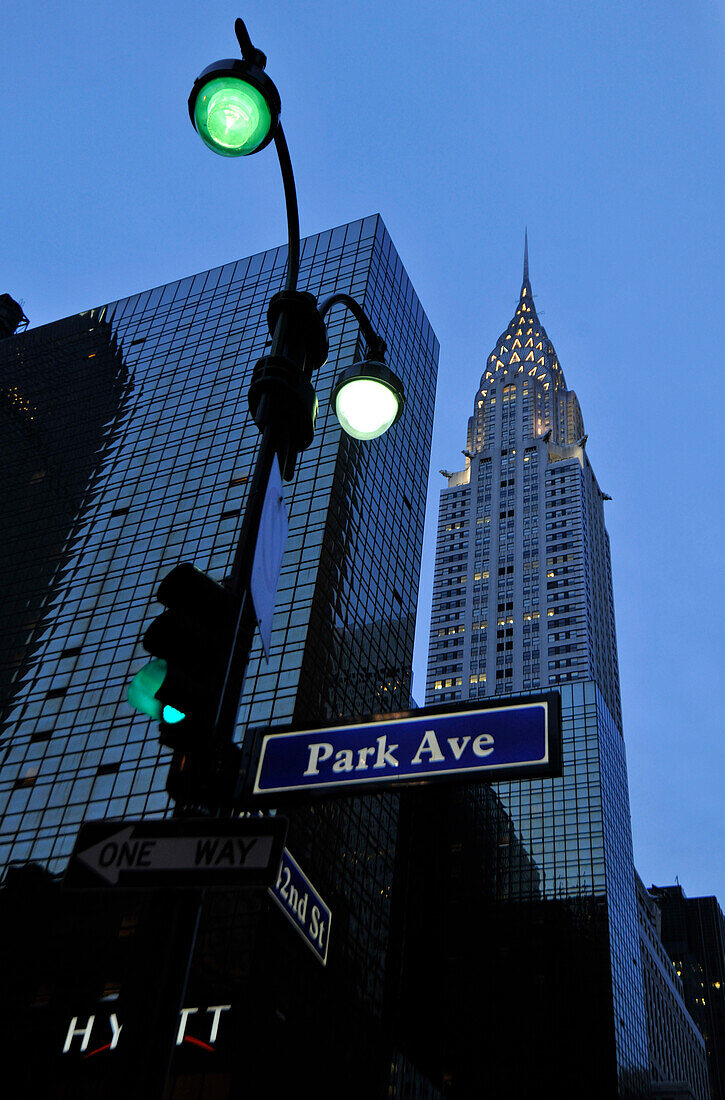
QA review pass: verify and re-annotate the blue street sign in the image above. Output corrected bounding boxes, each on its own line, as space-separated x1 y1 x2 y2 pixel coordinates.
268 848 331 966
252 694 560 797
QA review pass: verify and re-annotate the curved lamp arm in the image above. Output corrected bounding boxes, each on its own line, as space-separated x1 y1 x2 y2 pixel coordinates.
321 293 403 443
235 18 300 293
273 126 300 293
318 293 386 357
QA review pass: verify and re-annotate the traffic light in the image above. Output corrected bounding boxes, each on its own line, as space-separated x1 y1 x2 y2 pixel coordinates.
165 738 244 810
127 563 242 808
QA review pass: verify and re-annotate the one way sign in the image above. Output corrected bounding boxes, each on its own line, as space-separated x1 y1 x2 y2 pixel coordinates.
63 816 287 890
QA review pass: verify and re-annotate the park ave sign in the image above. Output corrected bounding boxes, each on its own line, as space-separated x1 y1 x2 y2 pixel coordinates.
251 693 561 798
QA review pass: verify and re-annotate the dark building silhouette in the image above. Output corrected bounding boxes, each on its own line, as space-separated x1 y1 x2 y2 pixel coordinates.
0 313 132 729
651 885 725 1100
637 875 710 1099
0 292 28 339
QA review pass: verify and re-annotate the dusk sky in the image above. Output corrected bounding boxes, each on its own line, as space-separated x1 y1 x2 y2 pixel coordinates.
5 2 724 901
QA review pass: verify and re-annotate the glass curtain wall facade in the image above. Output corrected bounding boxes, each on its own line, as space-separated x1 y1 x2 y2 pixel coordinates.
0 215 439 1096
410 245 652 1097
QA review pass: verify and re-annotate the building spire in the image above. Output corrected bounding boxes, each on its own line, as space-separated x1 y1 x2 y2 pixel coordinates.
519 227 533 304
478 229 568 396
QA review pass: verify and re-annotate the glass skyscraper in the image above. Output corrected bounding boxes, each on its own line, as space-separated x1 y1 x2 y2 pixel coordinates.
0 215 440 1095
415 242 654 1097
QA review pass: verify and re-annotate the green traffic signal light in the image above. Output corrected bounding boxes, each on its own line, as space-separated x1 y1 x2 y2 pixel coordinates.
126 559 237 786
127 659 185 724
127 563 240 808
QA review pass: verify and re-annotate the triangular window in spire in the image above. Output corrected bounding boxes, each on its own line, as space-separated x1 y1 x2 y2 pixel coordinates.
525 351 535 362
511 352 520 363
512 338 521 349
525 338 533 348
496 360 504 370
537 356 544 365
536 342 542 350
529 367 537 376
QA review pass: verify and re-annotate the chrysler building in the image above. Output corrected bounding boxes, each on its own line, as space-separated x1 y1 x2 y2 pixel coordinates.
426 237 621 726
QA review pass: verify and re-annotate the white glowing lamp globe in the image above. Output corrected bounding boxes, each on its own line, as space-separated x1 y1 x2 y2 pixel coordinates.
331 361 405 441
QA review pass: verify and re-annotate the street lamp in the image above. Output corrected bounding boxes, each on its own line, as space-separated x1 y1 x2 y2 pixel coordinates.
331 362 404 440
320 292 404 441
130 17 406 810
189 59 279 158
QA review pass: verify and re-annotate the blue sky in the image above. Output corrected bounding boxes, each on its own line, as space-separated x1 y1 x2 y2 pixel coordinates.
5 1 724 901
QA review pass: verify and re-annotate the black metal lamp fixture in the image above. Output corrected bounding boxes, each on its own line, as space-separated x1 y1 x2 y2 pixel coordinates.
187 22 280 159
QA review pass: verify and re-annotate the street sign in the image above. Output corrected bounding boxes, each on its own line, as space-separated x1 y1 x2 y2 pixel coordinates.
63 816 287 890
268 848 331 966
251 693 561 798
250 455 288 659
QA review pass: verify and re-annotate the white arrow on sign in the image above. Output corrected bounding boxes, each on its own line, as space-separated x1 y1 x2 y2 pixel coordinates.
76 825 275 885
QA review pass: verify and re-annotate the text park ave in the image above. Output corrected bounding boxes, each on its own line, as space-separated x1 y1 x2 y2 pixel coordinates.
303 729 494 777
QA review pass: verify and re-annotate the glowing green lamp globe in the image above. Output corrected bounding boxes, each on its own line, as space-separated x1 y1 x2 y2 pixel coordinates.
189 59 280 157
332 361 405 441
